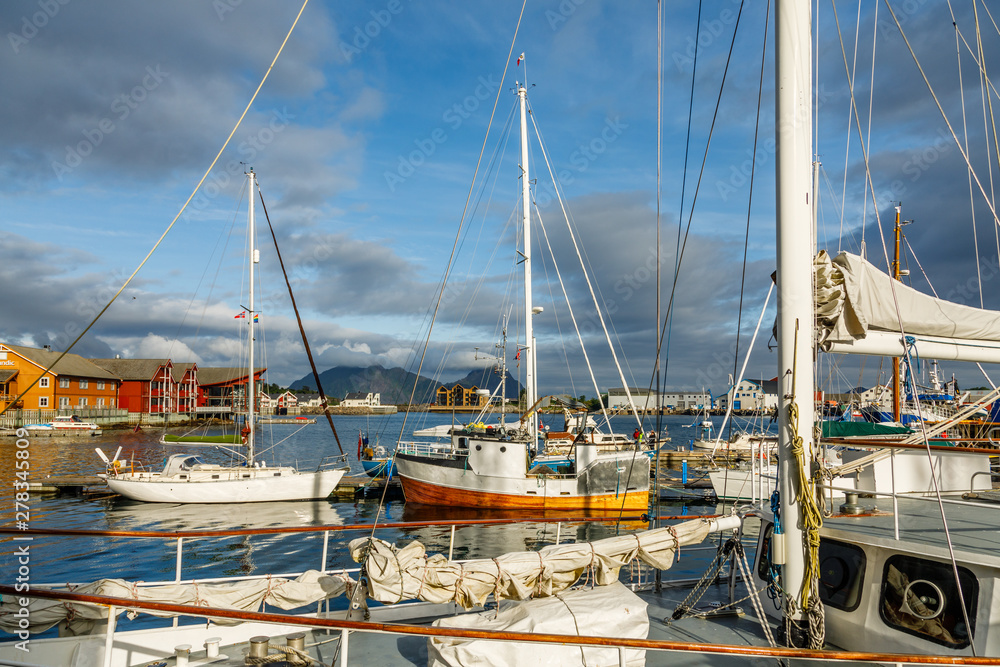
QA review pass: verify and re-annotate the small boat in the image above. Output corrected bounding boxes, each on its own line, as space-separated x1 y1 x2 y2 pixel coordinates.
25 415 100 431
359 431 395 478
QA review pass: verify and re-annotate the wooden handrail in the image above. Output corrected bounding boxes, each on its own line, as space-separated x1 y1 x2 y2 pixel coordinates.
0 514 688 539
2 584 997 664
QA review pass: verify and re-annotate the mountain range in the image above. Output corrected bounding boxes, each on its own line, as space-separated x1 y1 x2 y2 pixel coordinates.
288 365 523 405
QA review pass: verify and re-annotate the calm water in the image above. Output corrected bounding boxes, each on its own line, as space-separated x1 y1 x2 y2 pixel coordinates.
0 411 746 637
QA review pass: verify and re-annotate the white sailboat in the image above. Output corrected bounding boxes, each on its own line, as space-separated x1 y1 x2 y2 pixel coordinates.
100 170 348 503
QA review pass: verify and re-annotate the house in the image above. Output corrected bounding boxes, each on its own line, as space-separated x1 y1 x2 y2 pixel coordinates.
276 390 298 409
296 393 326 409
0 343 119 412
89 358 176 414
434 385 485 408
196 367 266 414
171 363 199 414
716 378 779 413
343 391 382 407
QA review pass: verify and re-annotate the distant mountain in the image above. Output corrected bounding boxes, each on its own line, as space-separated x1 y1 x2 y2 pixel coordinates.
288 365 522 405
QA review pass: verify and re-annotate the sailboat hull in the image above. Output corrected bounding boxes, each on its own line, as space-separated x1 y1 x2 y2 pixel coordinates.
104 468 345 503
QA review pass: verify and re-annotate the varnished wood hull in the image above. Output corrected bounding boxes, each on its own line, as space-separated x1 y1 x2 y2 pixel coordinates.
399 473 648 511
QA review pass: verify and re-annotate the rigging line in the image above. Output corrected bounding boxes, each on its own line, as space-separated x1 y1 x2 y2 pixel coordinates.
950 7 985 308
829 1 886 270
729 0 770 442
529 111 639 429
656 0 746 397
836 0 864 254
863 0 879 256
385 0 529 525
974 0 1000 282
0 0 312 418
256 187 343 456
884 1 1000 233
902 236 938 297
663 0 704 389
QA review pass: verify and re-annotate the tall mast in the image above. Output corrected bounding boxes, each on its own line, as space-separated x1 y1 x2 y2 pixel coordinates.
891 204 903 421
247 168 257 464
518 82 536 441
775 0 814 647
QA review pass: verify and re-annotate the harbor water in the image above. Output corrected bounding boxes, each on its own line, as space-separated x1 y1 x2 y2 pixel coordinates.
0 411 751 639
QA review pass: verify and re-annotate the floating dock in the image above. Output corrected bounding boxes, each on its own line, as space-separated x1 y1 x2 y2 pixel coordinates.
27 475 108 495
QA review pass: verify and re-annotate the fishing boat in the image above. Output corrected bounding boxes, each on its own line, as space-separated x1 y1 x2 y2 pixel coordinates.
98 170 348 503
393 81 649 511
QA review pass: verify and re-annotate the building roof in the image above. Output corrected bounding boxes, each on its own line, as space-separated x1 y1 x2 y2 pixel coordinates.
197 367 265 386
4 344 118 380
0 369 18 383
89 358 171 381
170 363 197 382
345 392 369 400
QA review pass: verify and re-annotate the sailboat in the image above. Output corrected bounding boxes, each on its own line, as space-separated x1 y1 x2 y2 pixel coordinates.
100 170 348 503
393 81 650 512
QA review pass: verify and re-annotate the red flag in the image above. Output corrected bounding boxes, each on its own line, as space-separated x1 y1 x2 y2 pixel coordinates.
515 349 521 360
517 53 524 66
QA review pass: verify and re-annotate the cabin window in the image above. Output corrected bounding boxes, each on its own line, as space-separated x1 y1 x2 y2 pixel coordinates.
38 397 48 408
39 377 49 388
878 555 977 649
818 539 866 612
211 475 219 479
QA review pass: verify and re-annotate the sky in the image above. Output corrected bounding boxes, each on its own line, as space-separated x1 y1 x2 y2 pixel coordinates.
3 1 1000 400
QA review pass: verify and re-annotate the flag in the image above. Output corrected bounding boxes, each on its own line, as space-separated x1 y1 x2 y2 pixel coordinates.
253 314 259 322
234 312 246 319
517 53 524 66
515 349 521 360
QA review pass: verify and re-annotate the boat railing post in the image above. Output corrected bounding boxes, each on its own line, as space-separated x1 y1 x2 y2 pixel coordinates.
339 628 350 666
617 645 626 667
102 604 117 667
173 537 183 627
318 530 330 614
448 525 456 560
555 522 562 546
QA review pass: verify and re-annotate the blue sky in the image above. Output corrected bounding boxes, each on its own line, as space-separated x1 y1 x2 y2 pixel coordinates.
3 1 1000 398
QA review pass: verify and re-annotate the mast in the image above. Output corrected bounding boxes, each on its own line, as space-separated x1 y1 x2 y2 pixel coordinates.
891 204 909 421
247 168 257 464
775 0 814 647
518 82 537 441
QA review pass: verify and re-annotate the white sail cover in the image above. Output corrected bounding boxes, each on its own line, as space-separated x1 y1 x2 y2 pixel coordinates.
0 570 353 635
816 251 1000 361
350 517 737 609
428 581 648 667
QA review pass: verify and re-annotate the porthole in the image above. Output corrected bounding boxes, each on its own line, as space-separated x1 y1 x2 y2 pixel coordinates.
476 445 482 451
500 446 506 453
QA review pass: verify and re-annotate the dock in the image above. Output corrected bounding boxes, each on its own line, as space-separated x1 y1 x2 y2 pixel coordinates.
27 475 109 495
330 475 404 501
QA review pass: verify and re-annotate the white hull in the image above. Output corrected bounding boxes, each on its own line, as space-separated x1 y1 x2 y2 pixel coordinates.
104 467 345 503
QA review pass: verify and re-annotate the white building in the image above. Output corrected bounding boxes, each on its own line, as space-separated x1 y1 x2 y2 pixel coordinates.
606 388 711 411
716 379 778 413
342 392 382 408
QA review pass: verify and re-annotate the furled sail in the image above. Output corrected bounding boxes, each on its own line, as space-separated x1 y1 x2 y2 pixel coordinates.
815 251 1000 363
349 516 740 609
0 570 353 635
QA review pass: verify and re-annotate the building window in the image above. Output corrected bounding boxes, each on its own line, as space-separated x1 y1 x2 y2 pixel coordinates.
79 380 88 389
39 397 49 408
59 397 69 408
59 378 69 388
78 397 87 407
97 398 105 408
39 377 50 388
97 381 105 390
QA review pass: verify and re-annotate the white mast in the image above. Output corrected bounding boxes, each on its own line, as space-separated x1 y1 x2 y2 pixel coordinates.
247 168 257 465
775 0 814 646
518 82 536 441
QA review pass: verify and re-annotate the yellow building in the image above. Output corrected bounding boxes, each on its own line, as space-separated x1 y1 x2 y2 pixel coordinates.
0 344 119 413
435 384 486 408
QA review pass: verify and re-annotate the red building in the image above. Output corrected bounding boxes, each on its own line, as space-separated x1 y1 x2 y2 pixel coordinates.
89 358 175 414
196 367 266 414
172 363 199 413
